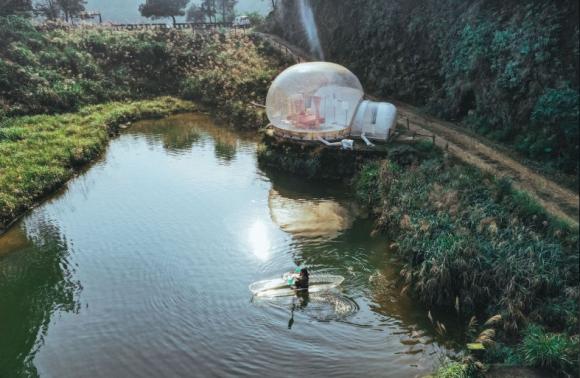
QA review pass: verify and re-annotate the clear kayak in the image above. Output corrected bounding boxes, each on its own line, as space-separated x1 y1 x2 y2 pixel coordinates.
249 273 345 297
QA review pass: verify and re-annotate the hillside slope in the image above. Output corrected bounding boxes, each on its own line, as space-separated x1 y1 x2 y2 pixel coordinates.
267 0 579 177
257 32 579 226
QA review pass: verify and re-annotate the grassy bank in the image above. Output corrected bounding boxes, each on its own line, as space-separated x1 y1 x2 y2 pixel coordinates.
355 144 579 376
0 97 195 231
0 16 289 231
0 16 288 126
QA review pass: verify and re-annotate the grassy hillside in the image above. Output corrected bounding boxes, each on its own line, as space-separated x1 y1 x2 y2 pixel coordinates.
0 16 285 120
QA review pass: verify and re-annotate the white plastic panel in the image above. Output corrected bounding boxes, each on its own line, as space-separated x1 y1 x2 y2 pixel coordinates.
351 100 397 141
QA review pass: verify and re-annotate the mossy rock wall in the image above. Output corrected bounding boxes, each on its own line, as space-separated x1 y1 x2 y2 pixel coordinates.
257 130 438 180
257 134 368 180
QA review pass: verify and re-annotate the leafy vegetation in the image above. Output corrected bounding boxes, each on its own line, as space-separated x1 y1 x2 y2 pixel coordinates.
179 33 278 129
433 360 474 378
139 0 188 25
0 15 286 228
355 149 579 376
519 324 579 375
271 0 579 176
0 0 32 16
0 97 196 230
0 15 285 126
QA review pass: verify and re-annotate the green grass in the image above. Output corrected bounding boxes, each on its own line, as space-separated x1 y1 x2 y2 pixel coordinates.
0 17 288 230
0 16 286 128
355 153 579 376
0 97 196 229
519 324 579 375
433 361 473 378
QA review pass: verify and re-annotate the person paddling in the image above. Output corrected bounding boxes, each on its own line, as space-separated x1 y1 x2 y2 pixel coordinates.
291 268 309 290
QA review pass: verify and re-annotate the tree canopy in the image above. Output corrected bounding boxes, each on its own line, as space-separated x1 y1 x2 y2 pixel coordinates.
185 3 204 22
34 0 59 20
0 0 33 16
200 0 216 22
218 0 236 22
139 0 189 25
56 0 85 22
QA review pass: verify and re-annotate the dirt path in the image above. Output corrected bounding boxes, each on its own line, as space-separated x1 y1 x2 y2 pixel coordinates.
257 32 579 227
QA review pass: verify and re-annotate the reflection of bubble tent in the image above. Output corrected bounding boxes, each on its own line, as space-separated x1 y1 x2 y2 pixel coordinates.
268 189 353 239
266 62 397 142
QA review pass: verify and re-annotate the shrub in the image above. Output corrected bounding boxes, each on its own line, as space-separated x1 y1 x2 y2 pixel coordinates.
355 161 382 207
434 360 476 378
519 324 579 376
0 16 285 125
362 154 578 335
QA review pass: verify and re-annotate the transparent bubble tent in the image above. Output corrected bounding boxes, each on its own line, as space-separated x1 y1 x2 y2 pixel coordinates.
266 62 397 143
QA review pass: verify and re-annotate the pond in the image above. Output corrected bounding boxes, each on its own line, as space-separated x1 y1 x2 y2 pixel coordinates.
0 113 453 377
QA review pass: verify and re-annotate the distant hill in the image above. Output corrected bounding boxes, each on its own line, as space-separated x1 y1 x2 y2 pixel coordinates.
84 0 271 24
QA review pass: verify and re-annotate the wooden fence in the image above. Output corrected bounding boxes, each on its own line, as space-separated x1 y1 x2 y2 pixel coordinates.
110 22 247 33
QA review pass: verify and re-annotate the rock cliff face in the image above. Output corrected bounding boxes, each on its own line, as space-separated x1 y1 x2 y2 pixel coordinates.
267 0 579 173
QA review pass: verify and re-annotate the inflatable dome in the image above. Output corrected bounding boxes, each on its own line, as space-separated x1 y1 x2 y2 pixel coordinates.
266 62 364 141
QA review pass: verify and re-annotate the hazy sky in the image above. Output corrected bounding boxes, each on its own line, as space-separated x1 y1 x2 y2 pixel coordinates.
83 0 272 24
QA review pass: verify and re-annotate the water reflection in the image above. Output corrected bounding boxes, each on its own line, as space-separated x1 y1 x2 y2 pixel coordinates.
0 213 80 378
264 169 459 352
0 227 30 257
132 113 251 164
253 289 359 330
134 116 202 153
265 170 358 240
214 140 237 163
268 189 354 239
248 220 271 261
0 113 454 377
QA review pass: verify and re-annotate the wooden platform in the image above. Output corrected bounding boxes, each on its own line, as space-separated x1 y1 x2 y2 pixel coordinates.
270 124 350 141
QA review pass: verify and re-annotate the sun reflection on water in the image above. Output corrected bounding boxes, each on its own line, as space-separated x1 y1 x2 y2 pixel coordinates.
248 220 271 261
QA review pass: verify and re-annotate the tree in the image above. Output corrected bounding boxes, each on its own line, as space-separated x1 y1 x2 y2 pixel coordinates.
56 0 85 22
245 11 264 27
263 0 277 11
139 0 189 26
0 0 32 16
200 0 216 23
217 0 236 23
35 0 60 20
185 3 205 22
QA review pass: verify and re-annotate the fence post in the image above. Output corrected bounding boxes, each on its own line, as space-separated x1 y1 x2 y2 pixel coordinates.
406 117 410 130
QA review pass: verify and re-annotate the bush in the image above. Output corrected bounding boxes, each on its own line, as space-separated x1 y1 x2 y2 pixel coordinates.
358 154 579 355
519 324 579 376
355 161 382 207
515 87 580 173
0 16 285 125
434 360 476 378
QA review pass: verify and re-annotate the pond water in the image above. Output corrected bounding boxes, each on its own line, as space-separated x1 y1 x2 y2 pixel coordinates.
0 113 453 377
